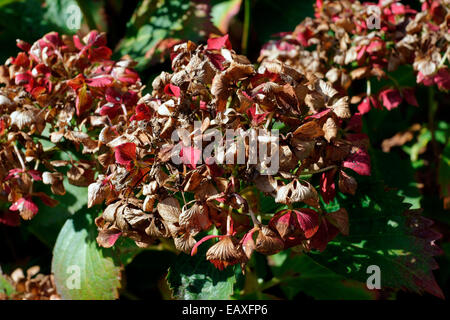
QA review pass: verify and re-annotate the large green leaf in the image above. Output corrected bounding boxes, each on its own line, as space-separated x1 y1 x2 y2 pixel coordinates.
370 149 422 209
167 248 239 300
116 0 218 71
270 251 375 300
51 210 122 300
0 273 15 297
25 178 89 247
211 0 242 33
0 0 22 8
309 178 444 299
43 0 81 34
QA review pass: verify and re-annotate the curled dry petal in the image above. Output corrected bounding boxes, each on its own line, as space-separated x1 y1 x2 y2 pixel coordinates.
179 202 211 234
42 171 66 195
255 226 284 255
174 232 197 254
87 177 110 208
330 96 350 118
206 236 245 270
157 197 181 224
275 179 317 204
338 170 357 195
322 117 338 142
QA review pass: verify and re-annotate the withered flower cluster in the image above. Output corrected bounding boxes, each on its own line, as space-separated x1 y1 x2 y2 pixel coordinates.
259 0 450 113
93 35 369 270
0 31 141 221
0 266 60 300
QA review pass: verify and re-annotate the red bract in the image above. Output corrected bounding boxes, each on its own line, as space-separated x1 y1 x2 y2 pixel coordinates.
4 168 42 181
320 169 336 204
85 75 114 87
309 216 339 251
295 209 320 239
16 39 31 52
347 113 363 133
97 229 122 248
270 209 320 243
433 68 450 90
114 143 137 171
73 31 112 62
0 210 21 227
357 97 371 114
357 96 381 114
164 83 181 97
246 104 268 126
402 88 419 107
343 147 371 176
379 88 403 111
130 104 152 121
180 146 202 169
0 119 5 135
9 197 39 220
207 34 232 51
296 27 314 47
100 87 138 119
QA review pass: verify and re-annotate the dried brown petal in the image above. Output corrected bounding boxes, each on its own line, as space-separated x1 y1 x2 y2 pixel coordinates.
157 197 181 223
255 226 284 255
275 179 317 205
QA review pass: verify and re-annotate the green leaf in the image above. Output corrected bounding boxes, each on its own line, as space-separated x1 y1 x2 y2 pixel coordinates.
270 251 375 300
0 0 22 8
0 0 51 62
403 126 432 162
26 178 89 247
309 179 444 299
114 237 145 266
0 273 15 297
211 0 242 33
435 121 450 145
51 210 122 300
43 0 80 34
116 0 218 71
167 248 239 300
370 149 422 209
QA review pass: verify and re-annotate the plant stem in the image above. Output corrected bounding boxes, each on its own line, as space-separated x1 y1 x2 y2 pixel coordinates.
428 86 439 159
241 0 250 55
298 165 337 177
13 144 25 170
366 79 371 96
76 0 97 30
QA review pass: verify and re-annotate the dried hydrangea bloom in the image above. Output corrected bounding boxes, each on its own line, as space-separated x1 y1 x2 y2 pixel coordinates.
0 31 142 221
0 266 60 300
94 35 369 270
259 0 450 113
